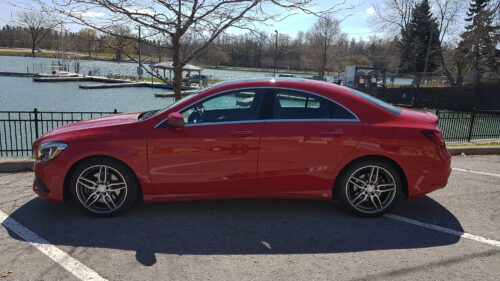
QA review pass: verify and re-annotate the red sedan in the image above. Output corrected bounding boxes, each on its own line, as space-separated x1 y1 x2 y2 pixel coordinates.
32 78 451 217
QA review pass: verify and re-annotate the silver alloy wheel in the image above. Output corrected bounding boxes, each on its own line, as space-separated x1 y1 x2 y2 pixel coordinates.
75 165 128 214
345 165 397 214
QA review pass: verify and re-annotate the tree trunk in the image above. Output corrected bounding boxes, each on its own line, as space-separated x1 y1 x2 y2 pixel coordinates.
438 45 455 86
31 31 37 57
320 40 327 78
172 36 182 101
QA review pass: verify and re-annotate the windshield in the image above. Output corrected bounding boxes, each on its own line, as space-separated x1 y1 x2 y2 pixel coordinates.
151 82 229 118
150 91 202 118
347 88 402 115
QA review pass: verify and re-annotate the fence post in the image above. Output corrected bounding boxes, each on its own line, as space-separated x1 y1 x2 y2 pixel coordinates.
34 108 39 139
467 108 476 142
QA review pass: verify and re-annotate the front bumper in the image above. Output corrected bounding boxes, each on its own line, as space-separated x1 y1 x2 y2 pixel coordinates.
33 160 66 203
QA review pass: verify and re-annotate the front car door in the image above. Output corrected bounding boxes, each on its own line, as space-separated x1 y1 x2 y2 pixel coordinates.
148 89 265 196
258 88 364 196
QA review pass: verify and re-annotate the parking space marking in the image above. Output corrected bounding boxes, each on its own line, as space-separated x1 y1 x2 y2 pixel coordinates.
452 167 500 178
0 210 107 281
385 214 500 247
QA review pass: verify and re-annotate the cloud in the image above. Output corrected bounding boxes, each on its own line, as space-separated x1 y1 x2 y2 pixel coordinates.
366 7 375 15
82 11 105 17
125 7 155 16
67 10 105 18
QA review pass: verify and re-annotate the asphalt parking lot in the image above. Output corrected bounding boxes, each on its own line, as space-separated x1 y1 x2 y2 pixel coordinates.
0 155 499 281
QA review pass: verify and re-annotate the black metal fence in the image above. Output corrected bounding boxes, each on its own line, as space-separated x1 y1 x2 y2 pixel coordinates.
436 110 500 143
0 109 118 157
1 109 499 158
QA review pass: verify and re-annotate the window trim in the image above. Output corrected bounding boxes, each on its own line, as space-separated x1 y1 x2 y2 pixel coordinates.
154 87 360 128
270 88 359 122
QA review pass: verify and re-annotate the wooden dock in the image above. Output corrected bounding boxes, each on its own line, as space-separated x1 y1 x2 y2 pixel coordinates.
3 72 200 92
155 89 199 98
79 82 148 89
0 72 36 77
33 76 132 83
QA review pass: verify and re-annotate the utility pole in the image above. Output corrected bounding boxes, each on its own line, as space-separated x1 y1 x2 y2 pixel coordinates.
273 30 278 77
138 26 142 67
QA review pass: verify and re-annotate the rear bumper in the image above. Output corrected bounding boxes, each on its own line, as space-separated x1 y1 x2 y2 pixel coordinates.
406 153 451 198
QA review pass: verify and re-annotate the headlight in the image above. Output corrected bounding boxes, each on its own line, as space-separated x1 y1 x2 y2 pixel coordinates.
37 142 68 162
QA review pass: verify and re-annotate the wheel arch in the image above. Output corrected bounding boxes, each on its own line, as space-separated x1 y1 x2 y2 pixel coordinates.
63 155 144 203
332 155 409 199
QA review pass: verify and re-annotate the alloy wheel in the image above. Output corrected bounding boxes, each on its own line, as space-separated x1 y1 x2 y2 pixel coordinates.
345 165 397 214
75 165 128 214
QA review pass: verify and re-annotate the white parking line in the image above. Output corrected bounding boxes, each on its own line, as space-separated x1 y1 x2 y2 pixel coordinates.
385 214 500 247
0 210 107 281
452 167 500 178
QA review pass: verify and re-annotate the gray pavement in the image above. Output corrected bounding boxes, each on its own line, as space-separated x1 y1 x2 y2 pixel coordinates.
0 155 499 281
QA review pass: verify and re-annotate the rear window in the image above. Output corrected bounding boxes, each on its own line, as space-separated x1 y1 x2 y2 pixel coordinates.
273 89 357 120
348 88 402 115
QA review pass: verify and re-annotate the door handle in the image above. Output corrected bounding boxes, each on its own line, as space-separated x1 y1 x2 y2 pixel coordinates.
320 130 344 138
231 130 253 137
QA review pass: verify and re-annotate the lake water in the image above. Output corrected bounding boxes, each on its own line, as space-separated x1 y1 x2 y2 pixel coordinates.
0 55 412 112
0 55 323 81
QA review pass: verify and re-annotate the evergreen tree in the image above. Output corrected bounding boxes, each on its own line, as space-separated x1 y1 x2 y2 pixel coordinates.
398 0 440 76
459 0 499 77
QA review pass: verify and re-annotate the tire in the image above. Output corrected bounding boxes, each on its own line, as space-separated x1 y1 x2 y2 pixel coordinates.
336 159 402 217
69 157 138 217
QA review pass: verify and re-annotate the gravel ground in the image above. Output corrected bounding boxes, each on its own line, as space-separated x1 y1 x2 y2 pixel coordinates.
0 155 499 281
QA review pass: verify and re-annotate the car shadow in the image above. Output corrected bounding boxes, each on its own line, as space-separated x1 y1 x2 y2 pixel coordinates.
5 196 462 266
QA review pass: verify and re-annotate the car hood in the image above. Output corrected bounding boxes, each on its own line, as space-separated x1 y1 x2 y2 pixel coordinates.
41 112 141 138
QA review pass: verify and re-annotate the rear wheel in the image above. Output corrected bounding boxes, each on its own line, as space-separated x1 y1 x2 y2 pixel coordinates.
70 157 137 216
337 159 402 217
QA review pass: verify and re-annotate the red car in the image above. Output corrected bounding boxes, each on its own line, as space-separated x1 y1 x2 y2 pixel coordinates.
32 78 451 217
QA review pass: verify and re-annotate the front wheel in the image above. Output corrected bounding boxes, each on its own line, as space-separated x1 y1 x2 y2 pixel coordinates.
336 159 402 217
70 157 137 216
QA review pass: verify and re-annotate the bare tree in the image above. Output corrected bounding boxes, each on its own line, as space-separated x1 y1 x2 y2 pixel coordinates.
306 15 342 78
371 0 417 35
14 11 56 56
34 0 355 100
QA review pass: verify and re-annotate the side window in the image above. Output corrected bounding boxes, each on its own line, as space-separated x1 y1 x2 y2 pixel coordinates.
181 90 262 124
273 90 356 120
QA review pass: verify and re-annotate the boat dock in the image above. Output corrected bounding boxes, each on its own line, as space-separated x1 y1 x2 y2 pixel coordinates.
3 71 199 95
155 89 199 97
0 72 36 77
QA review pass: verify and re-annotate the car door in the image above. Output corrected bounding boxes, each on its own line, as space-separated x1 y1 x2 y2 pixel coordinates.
258 88 364 194
148 89 265 195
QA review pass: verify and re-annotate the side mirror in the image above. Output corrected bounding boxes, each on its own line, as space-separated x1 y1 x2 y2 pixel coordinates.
166 112 185 128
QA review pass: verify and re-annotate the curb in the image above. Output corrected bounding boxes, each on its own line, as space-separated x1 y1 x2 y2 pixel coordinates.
0 158 34 173
1 146 499 173
447 146 500 156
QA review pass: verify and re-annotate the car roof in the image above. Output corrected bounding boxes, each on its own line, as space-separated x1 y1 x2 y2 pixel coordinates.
207 77 342 90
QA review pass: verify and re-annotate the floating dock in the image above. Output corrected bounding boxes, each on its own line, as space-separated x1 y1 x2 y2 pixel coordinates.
3 72 199 92
155 90 199 98
79 82 149 89
0 72 36 77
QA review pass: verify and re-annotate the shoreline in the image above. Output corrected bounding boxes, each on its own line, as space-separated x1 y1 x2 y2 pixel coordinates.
0 51 324 76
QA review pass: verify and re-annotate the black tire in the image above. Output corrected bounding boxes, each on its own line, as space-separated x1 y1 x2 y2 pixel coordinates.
336 159 402 217
69 157 138 217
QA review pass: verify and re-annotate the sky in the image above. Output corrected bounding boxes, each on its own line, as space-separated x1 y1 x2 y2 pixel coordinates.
0 0 438 41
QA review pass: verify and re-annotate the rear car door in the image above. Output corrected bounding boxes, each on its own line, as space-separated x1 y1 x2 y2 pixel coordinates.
258 88 364 194
148 89 265 195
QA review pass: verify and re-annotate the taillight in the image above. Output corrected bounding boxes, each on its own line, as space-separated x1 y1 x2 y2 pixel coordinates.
422 130 445 147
